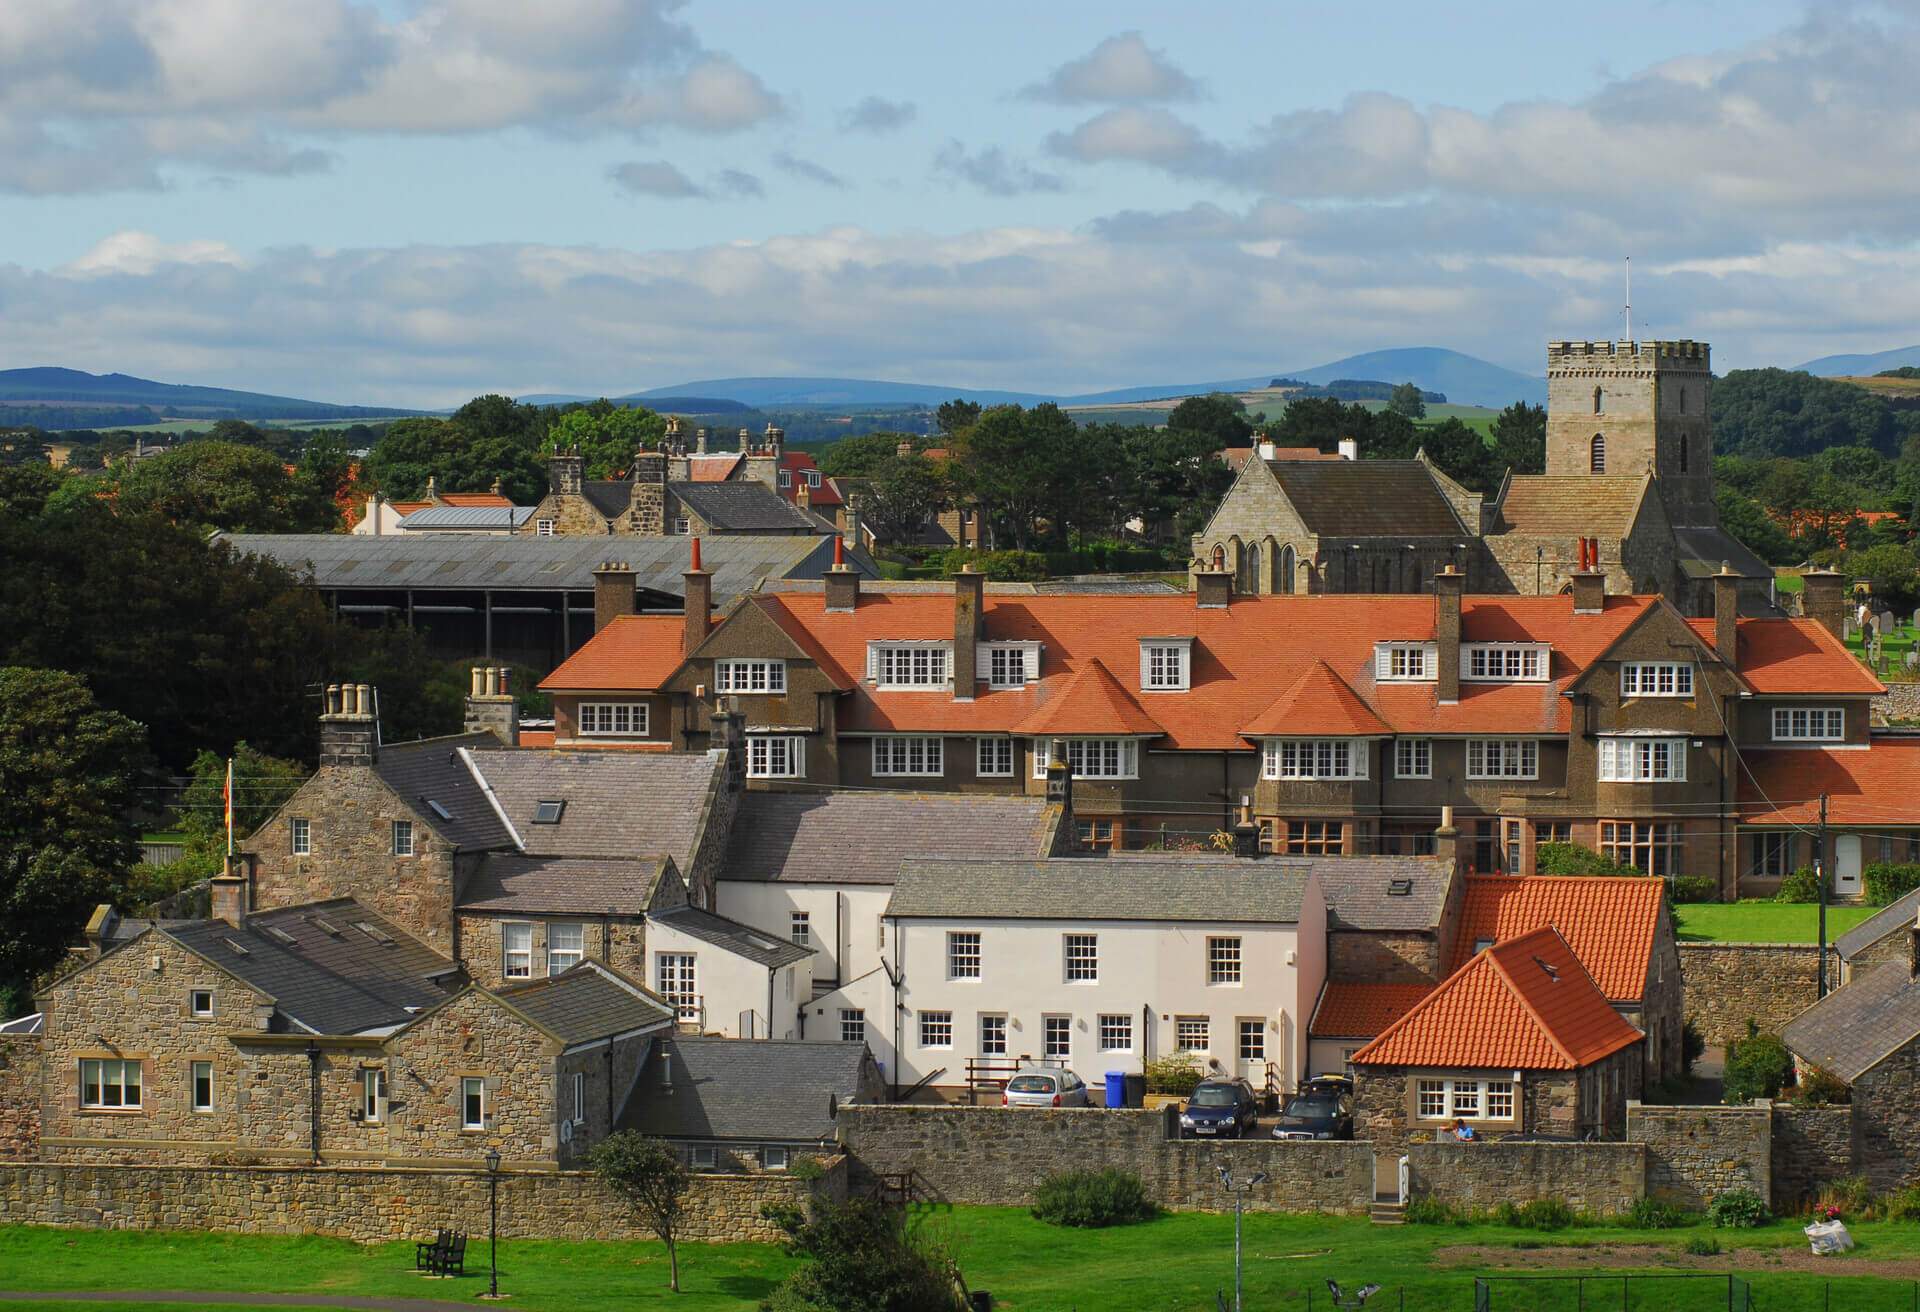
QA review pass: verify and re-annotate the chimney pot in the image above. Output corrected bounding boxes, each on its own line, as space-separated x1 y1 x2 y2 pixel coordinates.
1338 437 1360 461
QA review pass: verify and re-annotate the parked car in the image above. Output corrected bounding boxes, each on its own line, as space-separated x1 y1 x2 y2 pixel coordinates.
1304 1073 1354 1098
1179 1078 1260 1138
1272 1089 1355 1140
1002 1068 1089 1108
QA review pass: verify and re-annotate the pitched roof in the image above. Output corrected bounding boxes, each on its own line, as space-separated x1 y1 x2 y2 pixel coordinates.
457 855 679 916
650 905 813 968
437 491 516 508
1315 856 1457 932
540 614 688 692
623 1037 875 1143
1839 887 1920 960
1682 617 1882 695
1353 926 1643 1070
685 454 742 482
1445 876 1665 1002
1672 526 1773 581
671 481 818 532
398 506 534 531
166 899 455 1035
1264 459 1466 536
495 962 672 1044
721 790 1058 886
469 751 722 864
581 480 634 519
1243 661 1392 737
1738 738 1920 827
1010 658 1165 737
1495 475 1650 537
888 856 1311 924
371 734 514 850
1782 959 1920 1083
1311 982 1433 1039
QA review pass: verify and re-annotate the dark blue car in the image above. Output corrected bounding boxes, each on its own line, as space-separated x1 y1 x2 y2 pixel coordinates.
1179 1079 1260 1138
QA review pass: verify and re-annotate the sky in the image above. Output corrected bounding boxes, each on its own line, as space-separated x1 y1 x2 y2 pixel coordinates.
3 0 1918 408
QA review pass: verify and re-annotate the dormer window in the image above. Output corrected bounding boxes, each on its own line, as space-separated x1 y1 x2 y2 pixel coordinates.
1620 662 1693 698
981 642 1040 688
1463 643 1549 682
1375 643 1436 681
1139 639 1192 692
869 643 950 689
715 660 787 694
806 471 822 489
778 469 792 488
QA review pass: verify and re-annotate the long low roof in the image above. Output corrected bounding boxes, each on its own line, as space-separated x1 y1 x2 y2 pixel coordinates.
217 533 875 594
889 856 1312 923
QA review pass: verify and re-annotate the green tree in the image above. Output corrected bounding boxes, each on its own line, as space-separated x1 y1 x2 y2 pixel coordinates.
951 404 1079 549
1387 381 1427 420
1417 417 1494 491
1488 401 1546 476
590 1132 690 1292
293 431 355 531
1165 393 1253 449
175 743 309 877
0 667 146 1010
113 441 338 533
1842 542 1920 613
1712 369 1904 459
858 455 946 543
817 432 920 479
935 398 982 436
544 405 668 479
760 1197 966 1312
1716 486 1797 565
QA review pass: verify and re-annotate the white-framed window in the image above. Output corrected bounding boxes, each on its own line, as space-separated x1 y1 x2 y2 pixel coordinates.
1033 738 1139 780
1043 1015 1072 1059
502 922 533 979
976 737 1014 777
392 820 414 856
535 519 555 537
1463 644 1549 681
461 1077 486 1130
1487 1081 1515 1120
289 818 311 856
983 643 1039 688
806 470 821 489
1262 739 1366 780
763 1145 789 1170
547 923 585 975
1599 736 1687 782
1451 1080 1480 1117
1238 1019 1265 1061
947 931 981 980
871 644 951 688
1416 1079 1447 1119
189 989 214 1018
873 736 945 777
1139 640 1192 692
672 518 691 535
840 1009 865 1044
1620 661 1694 697
778 468 792 489
1466 739 1538 780
362 1067 386 1123
1098 1014 1133 1052
657 953 698 1021
1064 933 1098 983
579 702 649 736
571 1071 585 1125
1413 1077 1517 1122
1208 936 1242 985
190 1060 213 1113
1773 707 1845 741
979 1014 1007 1056
1752 831 1792 879
919 1010 953 1048
691 1144 717 1170
715 659 787 694
1376 643 1436 681
747 736 804 779
1175 1017 1209 1052
1394 738 1431 779
790 912 811 946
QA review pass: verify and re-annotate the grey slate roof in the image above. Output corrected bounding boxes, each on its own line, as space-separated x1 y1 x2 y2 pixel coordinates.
1267 460 1466 537
650 905 813 969
1312 856 1458 932
888 856 1311 923
457 855 679 916
1839 889 1920 960
166 898 456 1035
399 506 535 531
1782 960 1920 1082
1673 526 1772 580
470 750 722 864
623 1037 873 1142
722 790 1058 886
581 481 635 519
496 962 672 1044
670 482 817 532
374 734 515 850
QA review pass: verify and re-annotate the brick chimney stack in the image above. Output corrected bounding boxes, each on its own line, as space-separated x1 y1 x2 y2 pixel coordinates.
1570 537 1606 614
1800 567 1847 644
591 560 636 633
824 535 860 613
1712 563 1740 667
684 538 712 655
1434 565 1463 704
952 565 983 701
319 682 378 768
464 665 518 747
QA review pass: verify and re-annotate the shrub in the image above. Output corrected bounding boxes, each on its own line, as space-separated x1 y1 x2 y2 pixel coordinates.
1814 1176 1873 1219
1626 1198 1688 1230
1723 1027 1793 1104
1881 1185 1920 1221
1682 1021 1707 1078
1666 876 1720 903
935 548 1048 582
1793 1066 1851 1107
1144 1053 1204 1096
1707 1188 1770 1229
1030 1169 1156 1228
1404 1198 1463 1225
1496 1199 1574 1231
1865 862 1920 907
1775 866 1825 903
1535 842 1638 877
1684 1234 1722 1256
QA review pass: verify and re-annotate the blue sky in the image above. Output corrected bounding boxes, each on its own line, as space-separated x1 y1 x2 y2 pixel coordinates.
2 0 1913 407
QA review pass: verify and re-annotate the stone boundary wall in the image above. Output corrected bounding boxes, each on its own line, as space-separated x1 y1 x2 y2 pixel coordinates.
837 1105 1374 1213
0 1036 41 1162
1629 1101 1771 1209
1879 684 1920 725
0 1158 846 1244
1408 1142 1644 1215
1772 1105 1854 1209
1678 943 1823 1046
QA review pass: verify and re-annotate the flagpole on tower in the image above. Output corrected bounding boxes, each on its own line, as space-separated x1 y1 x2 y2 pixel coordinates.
1624 256 1633 343
225 757 234 859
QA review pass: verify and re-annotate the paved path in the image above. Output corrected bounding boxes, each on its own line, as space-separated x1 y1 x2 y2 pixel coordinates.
0 1294 488 1310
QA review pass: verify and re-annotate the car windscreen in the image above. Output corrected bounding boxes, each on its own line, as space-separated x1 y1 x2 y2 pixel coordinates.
1188 1085 1239 1107
1282 1096 1336 1118
1006 1076 1055 1093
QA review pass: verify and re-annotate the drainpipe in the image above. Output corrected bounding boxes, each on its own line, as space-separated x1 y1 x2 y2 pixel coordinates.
767 967 776 1041
306 1040 322 1165
605 1044 614 1136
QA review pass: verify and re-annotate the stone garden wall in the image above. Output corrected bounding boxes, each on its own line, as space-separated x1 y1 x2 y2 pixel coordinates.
0 1035 40 1162
1771 1106 1854 1209
1406 1142 1644 1215
1629 1101 1771 1209
1677 943 1823 1046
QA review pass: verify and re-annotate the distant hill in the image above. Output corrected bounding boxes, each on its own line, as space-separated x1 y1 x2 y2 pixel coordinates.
0 367 423 429
1795 346 1920 377
514 393 754 414
626 377 1051 408
1275 348 1544 408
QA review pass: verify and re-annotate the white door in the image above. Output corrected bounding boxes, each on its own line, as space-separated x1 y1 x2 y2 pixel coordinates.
1835 835 1864 898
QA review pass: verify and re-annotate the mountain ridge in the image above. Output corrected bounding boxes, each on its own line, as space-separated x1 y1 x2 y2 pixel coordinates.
1795 346 1920 377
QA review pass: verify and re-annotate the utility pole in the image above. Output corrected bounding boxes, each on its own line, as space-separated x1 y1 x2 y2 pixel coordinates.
1817 793 1830 998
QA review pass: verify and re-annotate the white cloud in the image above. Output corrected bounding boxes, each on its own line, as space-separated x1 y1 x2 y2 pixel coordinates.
1022 31 1199 104
63 230 245 276
839 96 916 133
772 150 849 189
933 141 1065 196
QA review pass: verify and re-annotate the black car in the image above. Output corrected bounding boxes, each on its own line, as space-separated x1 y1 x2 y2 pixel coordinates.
1272 1089 1355 1140
1179 1079 1260 1138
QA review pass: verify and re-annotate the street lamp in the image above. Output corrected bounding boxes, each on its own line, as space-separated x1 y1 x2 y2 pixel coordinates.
1217 1165 1266 1312
484 1146 502 1298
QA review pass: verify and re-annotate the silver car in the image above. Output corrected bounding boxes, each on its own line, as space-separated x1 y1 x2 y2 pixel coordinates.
1001 1068 1089 1107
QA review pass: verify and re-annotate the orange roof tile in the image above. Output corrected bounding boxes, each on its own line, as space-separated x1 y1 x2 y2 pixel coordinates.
1682 617 1882 695
1011 658 1165 738
391 501 431 516
1243 661 1392 737
1740 738 1920 827
439 492 514 508
517 730 555 748
539 615 687 691
1446 876 1664 1002
1311 982 1433 1038
1354 926 1643 1070
686 454 742 482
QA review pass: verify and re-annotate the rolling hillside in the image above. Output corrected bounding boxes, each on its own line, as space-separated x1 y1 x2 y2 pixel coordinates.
0 367 421 429
1796 346 1920 377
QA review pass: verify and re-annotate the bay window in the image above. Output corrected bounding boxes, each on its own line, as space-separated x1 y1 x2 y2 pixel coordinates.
1598 736 1687 782
1263 739 1366 780
1033 738 1138 780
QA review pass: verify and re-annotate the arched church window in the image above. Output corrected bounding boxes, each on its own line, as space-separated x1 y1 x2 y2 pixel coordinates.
1593 386 1604 414
1279 545 1296 595
1679 434 1689 474
1590 433 1606 473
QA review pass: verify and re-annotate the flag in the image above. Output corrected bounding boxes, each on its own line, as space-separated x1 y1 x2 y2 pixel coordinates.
224 757 234 857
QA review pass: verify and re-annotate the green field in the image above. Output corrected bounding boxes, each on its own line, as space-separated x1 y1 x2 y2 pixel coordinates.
81 415 418 435
1672 901 1878 943
8 1212 1920 1312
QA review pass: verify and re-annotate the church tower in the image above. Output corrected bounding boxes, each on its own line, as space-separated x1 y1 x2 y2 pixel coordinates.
1545 339 1715 527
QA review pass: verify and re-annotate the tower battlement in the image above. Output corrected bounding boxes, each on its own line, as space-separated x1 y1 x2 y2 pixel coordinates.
1547 340 1710 372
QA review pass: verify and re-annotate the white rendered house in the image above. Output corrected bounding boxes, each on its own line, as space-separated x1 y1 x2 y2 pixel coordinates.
644 905 814 1040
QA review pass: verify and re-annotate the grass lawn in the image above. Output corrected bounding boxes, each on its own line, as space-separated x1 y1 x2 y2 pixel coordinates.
10 1212 1920 1311
1673 900 1879 943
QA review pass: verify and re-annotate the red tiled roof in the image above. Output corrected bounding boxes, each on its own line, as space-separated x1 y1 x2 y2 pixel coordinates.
1740 738 1920 827
391 501 431 516
1446 876 1664 1002
686 455 742 482
517 730 555 748
540 615 688 691
1311 982 1433 1038
439 492 514 508
1011 658 1165 737
1243 661 1391 737
1269 446 1342 461
1682 617 1882 695
1353 927 1643 1070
